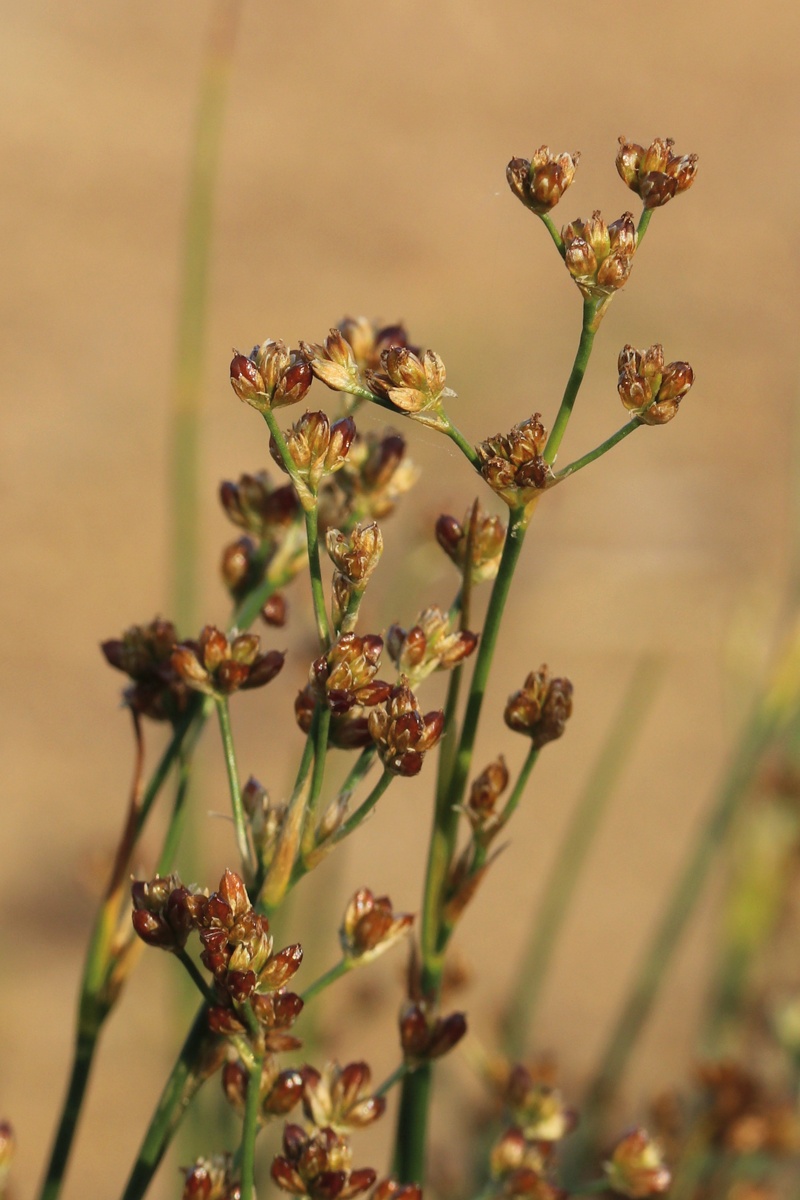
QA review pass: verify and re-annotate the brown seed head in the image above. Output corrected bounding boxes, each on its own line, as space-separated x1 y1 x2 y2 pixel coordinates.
101 618 191 722
617 344 694 425
219 470 301 539
367 679 444 776
367 347 452 429
371 1181 422 1200
399 1001 467 1063
272 1125 375 1200
340 887 414 964
562 210 637 300
301 1061 387 1132
171 626 284 698
181 1154 239 1200
476 415 551 508
506 147 580 214
604 1128 671 1198
386 606 478 685
310 633 390 714
230 340 312 414
327 523 384 587
302 319 414 408
616 136 698 209
436 503 506 584
131 873 207 952
504 667 573 748
272 412 357 509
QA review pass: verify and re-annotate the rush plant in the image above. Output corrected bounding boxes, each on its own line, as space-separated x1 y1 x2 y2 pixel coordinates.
34 135 788 1200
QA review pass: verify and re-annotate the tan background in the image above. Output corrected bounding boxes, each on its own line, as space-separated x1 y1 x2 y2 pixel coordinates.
2 1 799 1196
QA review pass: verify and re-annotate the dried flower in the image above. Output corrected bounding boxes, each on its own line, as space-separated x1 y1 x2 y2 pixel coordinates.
220 470 300 540
271 1124 376 1200
617 344 694 425
399 1000 467 1064
464 758 510 839
295 684 373 749
476 416 551 508
101 618 191 722
230 339 312 413
604 1128 670 1197
616 136 698 209
505 1066 576 1142
504 667 573 748
386 607 478 685
436 503 506 584
368 679 444 776
171 626 284 698
301 320 413 406
366 347 453 430
319 431 420 531
131 873 207 952
507 147 580 214
181 1154 240 1200
301 1061 386 1132
222 1058 304 1120
489 1127 547 1179
310 633 391 714
562 211 637 302
271 412 356 510
340 887 414 964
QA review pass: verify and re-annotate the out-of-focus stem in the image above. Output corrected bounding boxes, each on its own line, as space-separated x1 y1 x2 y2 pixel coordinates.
119 1006 213 1200
170 0 244 635
568 624 800 1180
215 697 255 878
301 959 351 1003
504 659 661 1060
240 1044 266 1200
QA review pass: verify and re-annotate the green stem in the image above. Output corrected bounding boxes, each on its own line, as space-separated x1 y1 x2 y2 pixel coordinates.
38 1031 97 1200
636 207 654 243
303 504 331 649
301 706 332 860
240 1046 265 1200
497 742 540 829
139 700 208 830
567 653 800 1181
537 212 565 256
504 659 661 1060
119 1006 212 1200
543 297 600 467
392 1066 431 1184
169 0 243 634
176 950 216 1005
553 418 640 483
442 418 480 469
421 506 529 987
376 1063 409 1097
333 770 393 843
301 958 351 1003
215 697 255 879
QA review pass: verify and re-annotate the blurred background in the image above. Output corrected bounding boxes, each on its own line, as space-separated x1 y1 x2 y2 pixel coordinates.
3 1 800 1196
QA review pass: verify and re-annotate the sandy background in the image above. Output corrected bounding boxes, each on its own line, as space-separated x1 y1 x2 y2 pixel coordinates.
2 0 799 1196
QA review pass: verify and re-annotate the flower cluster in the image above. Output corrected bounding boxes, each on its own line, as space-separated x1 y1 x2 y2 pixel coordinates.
617 344 694 426
171 625 284 698
101 618 191 722
386 606 478 685
271 411 357 510
339 888 414 964
504 667 573 748
319 430 420 531
506 146 580 214
436 503 506 584
367 678 444 776
476 415 551 508
562 211 637 301
230 339 313 413
271 1124 376 1200
616 136 698 209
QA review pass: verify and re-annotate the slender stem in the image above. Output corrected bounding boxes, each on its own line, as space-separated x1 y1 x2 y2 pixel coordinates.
393 1065 431 1184
215 697 255 878
566 634 800 1182
537 212 565 256
504 659 661 1060
421 506 529 986
301 706 332 860
119 1006 212 1200
240 1046 265 1200
553 418 641 483
339 745 378 797
304 504 331 649
155 751 194 874
497 743 540 829
376 1063 409 1097
636 207 654 243
233 562 294 630
176 950 216 1005
301 958 351 1003
442 418 480 469
169 0 243 635
38 1032 96 1200
543 297 600 466
334 770 393 843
